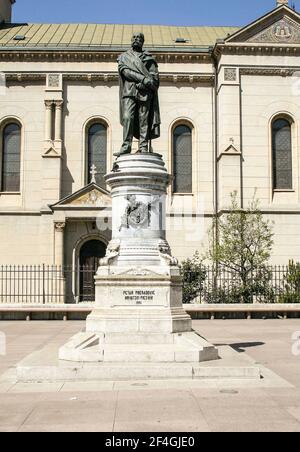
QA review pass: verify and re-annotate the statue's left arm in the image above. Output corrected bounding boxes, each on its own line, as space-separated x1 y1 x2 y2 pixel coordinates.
148 59 160 91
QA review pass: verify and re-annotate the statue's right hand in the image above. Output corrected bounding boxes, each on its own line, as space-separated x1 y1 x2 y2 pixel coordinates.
144 77 154 88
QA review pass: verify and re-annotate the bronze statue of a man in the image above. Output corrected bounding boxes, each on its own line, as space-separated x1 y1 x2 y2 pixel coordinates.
114 33 161 157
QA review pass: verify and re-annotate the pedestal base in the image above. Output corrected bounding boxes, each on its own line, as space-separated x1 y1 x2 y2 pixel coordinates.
86 307 192 335
16 344 261 383
59 266 219 365
59 331 218 363
87 266 193 333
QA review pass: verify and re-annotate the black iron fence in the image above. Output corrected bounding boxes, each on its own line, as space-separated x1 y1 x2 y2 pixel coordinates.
183 263 300 304
0 265 97 304
0 263 300 305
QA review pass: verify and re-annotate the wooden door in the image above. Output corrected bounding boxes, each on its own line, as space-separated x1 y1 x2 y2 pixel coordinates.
79 240 106 302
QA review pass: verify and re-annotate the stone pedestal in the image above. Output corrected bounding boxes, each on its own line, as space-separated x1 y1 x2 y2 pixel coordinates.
59 153 218 367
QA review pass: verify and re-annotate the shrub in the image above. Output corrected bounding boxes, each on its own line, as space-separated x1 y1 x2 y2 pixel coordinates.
279 261 300 304
180 252 206 304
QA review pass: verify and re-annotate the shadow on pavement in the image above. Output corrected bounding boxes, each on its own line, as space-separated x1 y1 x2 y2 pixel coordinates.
230 342 265 353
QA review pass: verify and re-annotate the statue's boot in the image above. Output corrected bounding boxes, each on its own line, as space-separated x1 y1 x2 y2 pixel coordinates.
113 149 131 158
137 146 151 154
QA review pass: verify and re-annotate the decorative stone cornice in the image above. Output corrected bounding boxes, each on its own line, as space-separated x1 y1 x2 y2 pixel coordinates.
214 42 300 58
240 67 296 77
4 68 299 85
6 73 46 82
162 73 214 84
5 72 214 85
0 50 212 64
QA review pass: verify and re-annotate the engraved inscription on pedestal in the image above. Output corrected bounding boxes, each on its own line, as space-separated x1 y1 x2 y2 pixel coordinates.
123 289 156 305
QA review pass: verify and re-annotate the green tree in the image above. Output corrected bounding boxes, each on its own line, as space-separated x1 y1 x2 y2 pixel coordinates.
207 192 274 303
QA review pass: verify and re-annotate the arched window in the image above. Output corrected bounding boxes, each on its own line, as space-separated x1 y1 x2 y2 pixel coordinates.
173 124 193 193
272 118 293 190
1 122 21 192
87 122 107 188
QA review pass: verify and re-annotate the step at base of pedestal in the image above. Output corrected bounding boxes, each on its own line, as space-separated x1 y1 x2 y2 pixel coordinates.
58 331 219 363
15 343 261 383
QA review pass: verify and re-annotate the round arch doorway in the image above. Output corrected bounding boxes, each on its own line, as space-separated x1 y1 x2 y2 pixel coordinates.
79 239 107 302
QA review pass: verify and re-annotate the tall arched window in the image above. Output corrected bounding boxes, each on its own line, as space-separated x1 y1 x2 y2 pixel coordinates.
173 124 193 193
272 118 293 190
1 122 21 192
87 122 107 188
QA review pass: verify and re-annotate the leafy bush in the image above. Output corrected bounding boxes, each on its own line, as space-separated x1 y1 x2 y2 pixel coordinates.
200 267 275 304
180 252 206 304
279 261 300 304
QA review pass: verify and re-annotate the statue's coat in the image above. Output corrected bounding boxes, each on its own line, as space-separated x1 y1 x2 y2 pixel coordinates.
118 49 161 140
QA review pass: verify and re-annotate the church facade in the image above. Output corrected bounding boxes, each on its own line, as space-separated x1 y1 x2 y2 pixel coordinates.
0 0 300 302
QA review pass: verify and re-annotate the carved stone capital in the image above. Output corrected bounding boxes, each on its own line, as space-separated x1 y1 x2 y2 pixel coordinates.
45 100 54 109
54 221 66 231
54 100 64 109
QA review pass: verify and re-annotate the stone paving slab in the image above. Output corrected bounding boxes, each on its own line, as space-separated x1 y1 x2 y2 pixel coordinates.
0 320 300 432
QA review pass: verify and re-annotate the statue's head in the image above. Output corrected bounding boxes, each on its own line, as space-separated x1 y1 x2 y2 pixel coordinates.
131 33 145 51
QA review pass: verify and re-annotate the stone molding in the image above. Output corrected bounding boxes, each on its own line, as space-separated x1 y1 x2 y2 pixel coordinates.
215 43 300 58
4 68 300 84
42 147 61 159
240 67 295 77
4 72 214 85
4 44 300 60
217 144 241 161
0 51 211 64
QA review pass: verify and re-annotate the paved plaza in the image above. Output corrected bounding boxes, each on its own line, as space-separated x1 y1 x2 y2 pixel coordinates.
0 319 299 432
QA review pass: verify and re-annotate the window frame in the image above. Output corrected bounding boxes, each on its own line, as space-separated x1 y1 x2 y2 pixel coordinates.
171 121 194 195
85 119 108 188
271 115 294 192
0 119 22 195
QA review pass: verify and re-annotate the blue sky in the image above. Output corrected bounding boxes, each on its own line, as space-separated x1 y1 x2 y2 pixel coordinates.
12 0 300 27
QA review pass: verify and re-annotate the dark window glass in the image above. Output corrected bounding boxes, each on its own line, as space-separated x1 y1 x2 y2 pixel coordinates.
173 125 192 193
272 119 292 190
87 123 107 188
1 123 21 192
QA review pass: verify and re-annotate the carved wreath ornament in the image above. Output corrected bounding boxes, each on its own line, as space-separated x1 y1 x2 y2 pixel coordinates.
120 195 159 230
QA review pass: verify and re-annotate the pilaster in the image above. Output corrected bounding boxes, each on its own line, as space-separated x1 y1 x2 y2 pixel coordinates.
54 221 66 268
42 74 64 206
217 66 243 209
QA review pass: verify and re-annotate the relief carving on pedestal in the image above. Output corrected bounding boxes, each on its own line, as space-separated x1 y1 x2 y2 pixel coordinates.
120 195 159 231
99 240 120 266
158 240 178 267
